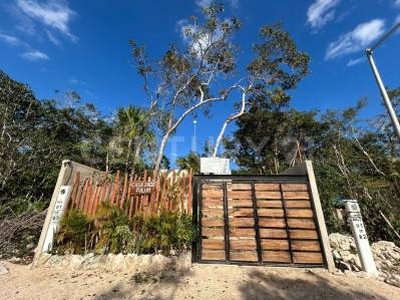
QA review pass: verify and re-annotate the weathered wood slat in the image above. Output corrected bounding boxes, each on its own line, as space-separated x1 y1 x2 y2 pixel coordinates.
229 228 256 238
230 251 258 261
202 199 224 208
281 184 308 191
283 191 310 199
202 239 225 250
228 208 253 217
227 190 252 199
292 252 323 264
289 230 319 240
228 218 255 227
254 183 280 191
288 219 316 229
229 183 252 190
259 229 288 239
257 208 284 217
256 200 283 208
230 240 257 250
291 240 321 251
202 219 224 227
260 239 289 250
262 251 291 263
202 209 224 218
285 209 314 218
202 250 225 260
227 199 253 207
202 228 225 237
284 200 311 208
202 189 223 198
255 191 282 199
258 218 286 228
202 184 223 191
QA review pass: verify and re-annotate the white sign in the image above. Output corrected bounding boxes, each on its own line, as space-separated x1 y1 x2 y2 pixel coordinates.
200 157 231 175
344 199 378 276
42 185 71 252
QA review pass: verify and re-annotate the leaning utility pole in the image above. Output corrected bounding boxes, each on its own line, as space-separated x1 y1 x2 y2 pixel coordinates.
365 22 400 141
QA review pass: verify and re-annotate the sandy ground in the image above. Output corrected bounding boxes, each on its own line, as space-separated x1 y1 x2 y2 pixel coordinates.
0 261 399 300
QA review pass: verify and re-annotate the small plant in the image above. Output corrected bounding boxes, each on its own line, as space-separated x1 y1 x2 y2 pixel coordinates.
54 209 93 254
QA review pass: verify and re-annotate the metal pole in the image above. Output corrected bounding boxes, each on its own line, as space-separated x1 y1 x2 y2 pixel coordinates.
365 48 400 141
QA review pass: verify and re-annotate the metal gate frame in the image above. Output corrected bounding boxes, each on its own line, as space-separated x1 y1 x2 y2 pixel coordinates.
192 174 330 268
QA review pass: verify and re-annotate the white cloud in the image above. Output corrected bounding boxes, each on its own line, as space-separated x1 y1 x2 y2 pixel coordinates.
307 0 340 29
21 50 49 61
396 14 400 24
228 0 239 9
346 57 364 67
195 0 213 8
46 29 61 46
325 19 385 60
0 33 21 46
0 32 31 49
16 0 78 42
395 0 400 8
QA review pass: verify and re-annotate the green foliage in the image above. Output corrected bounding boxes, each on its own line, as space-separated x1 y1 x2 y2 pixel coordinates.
54 210 93 254
176 151 200 173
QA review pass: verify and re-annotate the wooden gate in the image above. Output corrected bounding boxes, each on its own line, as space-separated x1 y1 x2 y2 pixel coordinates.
193 175 326 267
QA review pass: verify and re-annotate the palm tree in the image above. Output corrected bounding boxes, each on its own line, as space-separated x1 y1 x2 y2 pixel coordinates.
115 106 155 173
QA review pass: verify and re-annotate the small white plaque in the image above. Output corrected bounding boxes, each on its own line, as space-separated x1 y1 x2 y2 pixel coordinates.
200 157 231 175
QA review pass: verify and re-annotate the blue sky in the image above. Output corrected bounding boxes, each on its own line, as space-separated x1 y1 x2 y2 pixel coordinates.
1 0 400 163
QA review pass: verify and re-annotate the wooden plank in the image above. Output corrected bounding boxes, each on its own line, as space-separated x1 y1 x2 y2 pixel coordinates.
202 184 223 190
289 230 319 240
285 200 311 208
283 191 310 200
257 200 283 208
201 250 225 260
230 240 257 250
202 209 224 218
230 183 252 190
288 219 316 229
259 229 287 239
228 218 254 227
202 189 223 198
281 184 308 191
202 199 224 208
228 208 253 217
230 251 258 261
202 227 225 237
258 208 284 217
227 190 252 199
258 218 286 228
292 252 323 264
255 191 281 199
291 240 321 251
254 183 280 191
286 209 314 218
227 199 253 207
202 239 225 250
229 228 256 238
202 219 224 227
262 251 291 263
260 239 289 250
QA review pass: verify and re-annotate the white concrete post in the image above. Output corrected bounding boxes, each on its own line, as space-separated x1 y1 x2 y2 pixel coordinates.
344 199 378 276
41 185 72 252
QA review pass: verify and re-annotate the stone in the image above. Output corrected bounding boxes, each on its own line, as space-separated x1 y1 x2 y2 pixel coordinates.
332 250 341 261
338 261 352 272
45 255 63 267
329 233 351 251
70 255 84 270
0 263 8 276
175 252 192 273
7 257 22 264
36 253 51 266
125 254 139 272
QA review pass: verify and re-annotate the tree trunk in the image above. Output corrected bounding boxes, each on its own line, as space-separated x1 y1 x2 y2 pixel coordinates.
125 138 133 172
154 132 170 175
131 138 143 175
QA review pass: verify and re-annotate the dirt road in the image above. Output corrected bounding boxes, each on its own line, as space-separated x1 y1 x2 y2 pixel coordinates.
0 261 399 299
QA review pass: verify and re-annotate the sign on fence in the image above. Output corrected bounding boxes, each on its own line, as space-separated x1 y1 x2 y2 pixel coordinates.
131 181 156 195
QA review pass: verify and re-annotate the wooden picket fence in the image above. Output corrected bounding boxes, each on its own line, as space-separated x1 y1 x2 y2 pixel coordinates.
66 169 193 219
